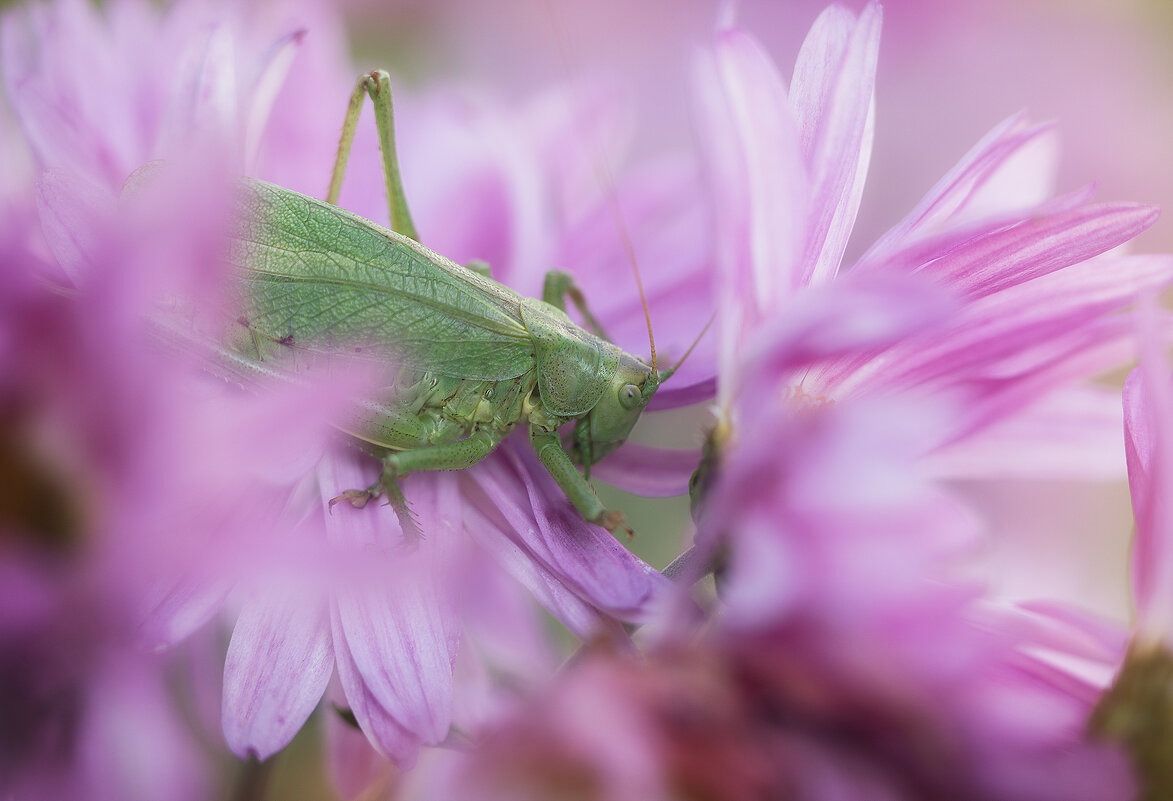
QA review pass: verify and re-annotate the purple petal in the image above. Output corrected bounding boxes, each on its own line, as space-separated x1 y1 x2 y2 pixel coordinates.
319 455 460 754
863 255 1173 400
465 444 668 625
740 275 956 401
590 443 699 498
927 202 1158 299
926 387 1126 480
649 374 716 410
330 605 425 767
221 591 333 760
863 113 1056 262
36 168 114 286
793 2 881 285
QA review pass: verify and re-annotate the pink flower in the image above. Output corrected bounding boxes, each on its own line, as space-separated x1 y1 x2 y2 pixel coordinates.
417 285 1133 801
4 0 704 772
695 3 1168 482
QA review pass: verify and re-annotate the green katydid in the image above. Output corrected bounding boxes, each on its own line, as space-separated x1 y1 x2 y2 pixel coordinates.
227 70 693 542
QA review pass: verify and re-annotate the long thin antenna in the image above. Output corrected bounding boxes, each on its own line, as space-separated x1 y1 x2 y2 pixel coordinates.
660 312 715 382
542 1 657 373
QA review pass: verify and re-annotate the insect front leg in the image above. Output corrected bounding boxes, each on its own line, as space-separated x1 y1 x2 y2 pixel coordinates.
530 426 634 539
542 270 612 342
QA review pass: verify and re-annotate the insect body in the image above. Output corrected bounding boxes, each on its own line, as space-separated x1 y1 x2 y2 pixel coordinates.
225 71 673 540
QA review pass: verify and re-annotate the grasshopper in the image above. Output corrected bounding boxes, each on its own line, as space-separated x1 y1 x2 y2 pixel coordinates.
227 71 686 541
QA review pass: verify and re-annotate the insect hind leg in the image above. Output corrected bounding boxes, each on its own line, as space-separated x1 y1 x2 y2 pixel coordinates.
542 270 611 342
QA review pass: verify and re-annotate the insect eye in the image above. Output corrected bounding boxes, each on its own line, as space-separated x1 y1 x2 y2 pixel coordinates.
619 383 641 410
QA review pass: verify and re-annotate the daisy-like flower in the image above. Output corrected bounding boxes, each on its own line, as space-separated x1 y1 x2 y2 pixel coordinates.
408 284 1134 801
4 0 711 771
694 2 1166 486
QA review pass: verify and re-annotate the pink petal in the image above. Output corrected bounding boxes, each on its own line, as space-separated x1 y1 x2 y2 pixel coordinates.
330 604 425 767
465 444 668 625
927 202 1158 299
221 590 333 760
695 26 805 404
589 443 699 498
926 386 1126 480
793 2 881 285
863 113 1055 263
243 28 305 173
740 275 955 400
36 168 114 286
320 456 460 753
863 255 1173 400
1124 300 1173 641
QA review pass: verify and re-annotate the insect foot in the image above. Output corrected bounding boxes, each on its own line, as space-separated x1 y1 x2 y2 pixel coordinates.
328 486 379 511
597 509 636 541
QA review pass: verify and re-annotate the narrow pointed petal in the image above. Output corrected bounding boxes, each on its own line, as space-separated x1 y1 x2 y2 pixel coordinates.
465 446 667 625
589 443 699 498
243 29 305 173
794 2 881 285
926 386 1126 480
330 605 425 767
221 590 333 760
704 27 807 307
865 255 1173 399
1123 302 1173 643
864 114 1055 262
931 203 1159 299
319 455 459 754
696 26 806 407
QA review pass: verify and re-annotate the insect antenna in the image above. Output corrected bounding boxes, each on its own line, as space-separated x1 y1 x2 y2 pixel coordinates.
659 312 715 383
542 1 657 374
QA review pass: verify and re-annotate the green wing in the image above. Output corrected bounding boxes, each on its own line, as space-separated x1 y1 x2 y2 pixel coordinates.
229 178 534 381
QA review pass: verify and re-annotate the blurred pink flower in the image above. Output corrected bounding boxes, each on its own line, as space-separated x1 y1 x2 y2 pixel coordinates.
1122 303 1173 647
3 0 702 772
416 285 1133 801
696 4 1168 483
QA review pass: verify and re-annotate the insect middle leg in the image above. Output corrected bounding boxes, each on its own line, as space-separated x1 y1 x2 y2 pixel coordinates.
530 427 634 538
542 270 611 342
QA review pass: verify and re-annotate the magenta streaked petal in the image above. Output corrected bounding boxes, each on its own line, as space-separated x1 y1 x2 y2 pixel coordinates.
320 456 460 752
590 443 699 498
794 2 880 286
926 386 1126 480
861 255 1173 400
221 590 333 760
863 113 1057 262
854 183 1100 277
928 202 1158 299
465 445 667 625
462 488 620 639
649 375 717 410
740 275 955 401
331 605 425 768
